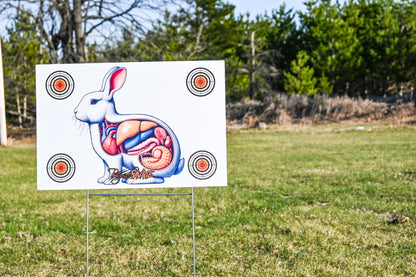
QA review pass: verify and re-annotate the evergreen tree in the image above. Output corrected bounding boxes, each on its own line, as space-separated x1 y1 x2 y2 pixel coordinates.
284 51 318 95
300 0 360 95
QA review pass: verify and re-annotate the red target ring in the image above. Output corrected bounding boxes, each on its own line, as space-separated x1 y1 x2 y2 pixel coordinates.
53 79 67 92
45 71 74 100
194 76 208 89
55 161 68 175
196 158 209 172
47 153 76 183
186 68 215 97
188 151 217 180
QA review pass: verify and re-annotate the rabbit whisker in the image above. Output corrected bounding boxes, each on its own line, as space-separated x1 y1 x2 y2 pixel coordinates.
72 115 88 136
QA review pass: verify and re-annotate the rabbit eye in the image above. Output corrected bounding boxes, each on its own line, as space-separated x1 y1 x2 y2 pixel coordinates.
90 99 99 105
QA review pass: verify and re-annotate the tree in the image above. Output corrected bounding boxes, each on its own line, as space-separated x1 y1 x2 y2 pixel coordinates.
2 9 49 127
0 0 178 63
374 0 416 94
349 0 416 95
284 51 318 95
131 0 249 101
261 6 300 92
218 5 299 100
299 0 360 95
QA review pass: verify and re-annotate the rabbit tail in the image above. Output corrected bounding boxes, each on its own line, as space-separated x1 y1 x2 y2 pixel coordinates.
174 158 185 175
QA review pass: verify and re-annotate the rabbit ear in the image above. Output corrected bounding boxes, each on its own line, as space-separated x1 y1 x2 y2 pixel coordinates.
101 67 127 99
109 67 127 96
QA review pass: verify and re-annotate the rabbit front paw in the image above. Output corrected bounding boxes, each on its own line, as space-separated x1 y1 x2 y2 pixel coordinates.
97 175 116 185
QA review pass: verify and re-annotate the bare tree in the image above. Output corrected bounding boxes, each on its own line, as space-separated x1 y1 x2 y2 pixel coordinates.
1 0 178 63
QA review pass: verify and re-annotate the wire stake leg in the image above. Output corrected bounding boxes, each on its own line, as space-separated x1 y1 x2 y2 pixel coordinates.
192 187 196 277
86 189 89 277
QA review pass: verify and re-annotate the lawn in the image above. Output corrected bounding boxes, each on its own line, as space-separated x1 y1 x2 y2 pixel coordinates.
1 124 416 276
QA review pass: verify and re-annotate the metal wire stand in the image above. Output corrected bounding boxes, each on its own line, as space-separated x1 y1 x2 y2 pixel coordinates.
85 188 196 277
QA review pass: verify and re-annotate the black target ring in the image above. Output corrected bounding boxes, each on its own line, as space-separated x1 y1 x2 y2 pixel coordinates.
186 68 215 97
46 153 76 183
188 150 217 180
45 71 74 100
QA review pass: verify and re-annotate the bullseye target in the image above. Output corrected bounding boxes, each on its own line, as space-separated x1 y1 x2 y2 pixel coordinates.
186 68 215 97
45 71 74 100
46 153 76 183
188 151 217 180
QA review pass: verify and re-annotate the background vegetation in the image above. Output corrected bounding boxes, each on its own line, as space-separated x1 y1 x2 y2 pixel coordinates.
1 0 416 127
1 1 415 275
1 124 415 275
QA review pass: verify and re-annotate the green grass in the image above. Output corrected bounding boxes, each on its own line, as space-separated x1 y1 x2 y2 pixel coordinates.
1 124 416 276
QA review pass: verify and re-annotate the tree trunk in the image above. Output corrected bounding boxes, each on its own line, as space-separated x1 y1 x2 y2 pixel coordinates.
249 31 256 99
57 1 75 63
73 0 87 62
15 92 22 129
0 39 7 145
188 24 204 59
23 95 27 122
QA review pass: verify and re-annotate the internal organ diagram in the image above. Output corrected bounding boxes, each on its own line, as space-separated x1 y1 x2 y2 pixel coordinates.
101 119 173 170
74 66 184 184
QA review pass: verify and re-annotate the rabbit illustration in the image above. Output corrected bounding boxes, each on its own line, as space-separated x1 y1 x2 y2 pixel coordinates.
74 66 184 184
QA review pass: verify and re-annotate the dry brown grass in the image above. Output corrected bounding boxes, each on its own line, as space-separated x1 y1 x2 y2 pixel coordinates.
227 93 416 129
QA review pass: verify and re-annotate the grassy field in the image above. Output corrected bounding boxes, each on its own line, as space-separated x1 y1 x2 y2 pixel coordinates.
1 123 416 276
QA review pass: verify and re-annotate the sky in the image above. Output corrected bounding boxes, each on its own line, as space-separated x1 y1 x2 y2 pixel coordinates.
227 0 309 17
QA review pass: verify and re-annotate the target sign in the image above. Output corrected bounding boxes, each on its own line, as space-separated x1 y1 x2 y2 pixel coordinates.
45 71 74 100
46 153 76 183
186 68 215 97
37 61 227 190
188 151 217 180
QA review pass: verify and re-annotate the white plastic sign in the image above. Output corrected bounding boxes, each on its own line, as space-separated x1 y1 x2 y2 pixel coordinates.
36 61 227 190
